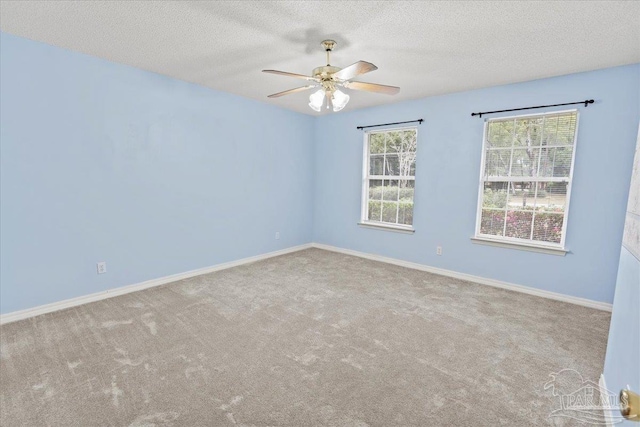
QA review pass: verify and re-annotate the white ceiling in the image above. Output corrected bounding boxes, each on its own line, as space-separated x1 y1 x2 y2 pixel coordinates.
1 1 639 115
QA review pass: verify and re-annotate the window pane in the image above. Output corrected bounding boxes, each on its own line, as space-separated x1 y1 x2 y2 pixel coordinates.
510 149 538 177
538 146 573 178
506 183 536 210
369 154 384 175
482 184 508 209
532 213 564 243
487 120 514 148
368 200 382 222
385 132 400 153
398 179 414 226
369 133 385 154
514 118 543 147
542 115 559 145
554 113 577 146
399 152 417 177
537 183 568 210
368 179 383 200
399 179 415 202
505 210 534 239
542 113 577 146
399 129 417 153
384 130 416 152
384 153 400 176
399 201 413 226
485 149 511 177
382 180 400 202
382 201 398 223
480 209 505 236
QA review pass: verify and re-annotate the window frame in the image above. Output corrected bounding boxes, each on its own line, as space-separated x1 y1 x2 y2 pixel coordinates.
473 109 580 251
360 126 418 233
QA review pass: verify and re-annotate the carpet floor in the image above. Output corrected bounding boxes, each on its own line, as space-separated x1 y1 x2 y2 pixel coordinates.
0 248 611 426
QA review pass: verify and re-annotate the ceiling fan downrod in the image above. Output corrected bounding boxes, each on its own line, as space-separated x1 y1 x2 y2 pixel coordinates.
322 39 336 66
312 40 341 83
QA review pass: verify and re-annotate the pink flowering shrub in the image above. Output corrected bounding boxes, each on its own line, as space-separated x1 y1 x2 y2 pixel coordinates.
481 207 564 243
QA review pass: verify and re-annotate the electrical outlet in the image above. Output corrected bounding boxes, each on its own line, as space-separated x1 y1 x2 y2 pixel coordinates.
436 246 443 256
97 262 107 274
275 231 280 240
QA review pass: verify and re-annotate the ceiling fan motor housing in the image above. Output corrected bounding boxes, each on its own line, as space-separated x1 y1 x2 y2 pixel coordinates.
312 65 341 80
313 65 342 93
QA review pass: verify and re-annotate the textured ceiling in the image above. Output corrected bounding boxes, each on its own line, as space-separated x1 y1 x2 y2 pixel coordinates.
1 1 639 115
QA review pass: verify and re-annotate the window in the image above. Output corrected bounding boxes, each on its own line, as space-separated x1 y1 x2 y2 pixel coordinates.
475 110 578 249
361 128 417 231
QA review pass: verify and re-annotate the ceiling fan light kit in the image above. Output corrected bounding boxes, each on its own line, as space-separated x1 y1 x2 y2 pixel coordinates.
263 40 400 113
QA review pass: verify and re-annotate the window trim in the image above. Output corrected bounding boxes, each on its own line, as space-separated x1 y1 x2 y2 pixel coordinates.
358 221 415 234
470 236 567 256
360 126 418 232
473 109 580 251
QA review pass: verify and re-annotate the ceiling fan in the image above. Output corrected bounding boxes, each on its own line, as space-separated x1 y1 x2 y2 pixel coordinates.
263 40 400 112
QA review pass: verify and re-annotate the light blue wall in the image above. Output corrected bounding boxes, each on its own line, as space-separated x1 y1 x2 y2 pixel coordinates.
2 31 638 314
312 64 640 304
0 33 315 313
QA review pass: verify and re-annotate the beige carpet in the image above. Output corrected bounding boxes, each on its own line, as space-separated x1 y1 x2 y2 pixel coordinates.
0 248 610 426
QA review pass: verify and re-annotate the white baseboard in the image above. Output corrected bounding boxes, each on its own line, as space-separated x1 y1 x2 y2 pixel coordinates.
1 241 612 325
0 244 312 325
311 243 613 312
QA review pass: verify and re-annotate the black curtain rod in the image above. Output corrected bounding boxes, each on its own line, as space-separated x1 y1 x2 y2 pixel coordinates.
357 119 423 130
471 99 594 118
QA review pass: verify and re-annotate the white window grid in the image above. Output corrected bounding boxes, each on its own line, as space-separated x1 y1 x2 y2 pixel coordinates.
474 109 579 249
361 126 417 228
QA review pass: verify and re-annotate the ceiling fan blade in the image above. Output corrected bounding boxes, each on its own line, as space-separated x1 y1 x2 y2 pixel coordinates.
332 61 378 81
267 85 317 98
262 69 319 82
343 81 400 95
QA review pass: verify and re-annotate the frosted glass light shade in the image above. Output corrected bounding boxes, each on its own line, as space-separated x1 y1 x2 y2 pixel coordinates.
308 89 325 112
332 89 350 112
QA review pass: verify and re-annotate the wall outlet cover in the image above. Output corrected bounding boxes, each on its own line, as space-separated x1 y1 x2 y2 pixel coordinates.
97 262 107 274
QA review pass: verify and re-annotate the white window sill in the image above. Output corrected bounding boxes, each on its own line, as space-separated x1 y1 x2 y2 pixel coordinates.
471 236 568 256
358 222 415 234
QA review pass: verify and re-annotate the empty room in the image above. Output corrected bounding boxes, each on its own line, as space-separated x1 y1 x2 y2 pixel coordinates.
1 1 639 426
